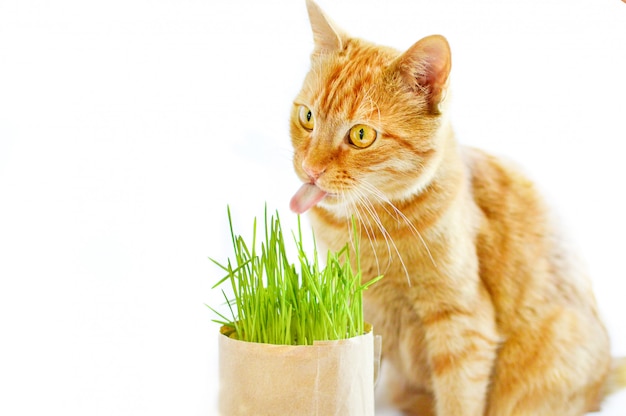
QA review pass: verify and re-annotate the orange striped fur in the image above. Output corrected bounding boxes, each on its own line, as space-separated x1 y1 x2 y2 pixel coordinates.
289 1 626 415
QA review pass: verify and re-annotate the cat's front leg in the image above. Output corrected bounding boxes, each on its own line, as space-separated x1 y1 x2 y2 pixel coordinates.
416 277 499 416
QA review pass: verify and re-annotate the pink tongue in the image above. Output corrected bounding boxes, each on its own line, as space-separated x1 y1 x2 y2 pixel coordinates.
290 183 328 214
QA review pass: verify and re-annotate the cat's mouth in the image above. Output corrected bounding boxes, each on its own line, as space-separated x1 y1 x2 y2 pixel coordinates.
290 183 328 214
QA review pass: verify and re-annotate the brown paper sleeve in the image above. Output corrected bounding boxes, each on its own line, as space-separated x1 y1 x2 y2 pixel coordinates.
218 326 377 416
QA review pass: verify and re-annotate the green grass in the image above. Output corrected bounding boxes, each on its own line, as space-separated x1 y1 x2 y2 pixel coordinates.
209 206 382 345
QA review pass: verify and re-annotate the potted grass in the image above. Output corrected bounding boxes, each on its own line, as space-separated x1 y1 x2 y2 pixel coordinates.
209 207 382 416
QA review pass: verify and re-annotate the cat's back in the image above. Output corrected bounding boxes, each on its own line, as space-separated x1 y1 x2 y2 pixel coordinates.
461 146 541 225
460 146 599 327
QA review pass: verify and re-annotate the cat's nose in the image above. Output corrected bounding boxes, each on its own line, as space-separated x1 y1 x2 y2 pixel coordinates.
302 162 326 182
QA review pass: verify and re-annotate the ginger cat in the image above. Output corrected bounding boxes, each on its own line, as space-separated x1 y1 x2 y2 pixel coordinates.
289 1 626 415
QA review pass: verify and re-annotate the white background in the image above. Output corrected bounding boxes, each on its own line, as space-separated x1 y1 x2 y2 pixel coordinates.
1 0 625 414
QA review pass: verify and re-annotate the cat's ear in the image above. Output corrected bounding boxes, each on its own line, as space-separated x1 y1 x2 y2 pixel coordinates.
394 35 451 115
306 0 345 54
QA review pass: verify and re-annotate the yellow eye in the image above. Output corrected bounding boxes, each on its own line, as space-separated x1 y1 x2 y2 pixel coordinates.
298 105 315 131
349 124 377 148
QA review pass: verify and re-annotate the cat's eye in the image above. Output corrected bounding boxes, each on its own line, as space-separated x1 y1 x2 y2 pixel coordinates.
349 124 377 148
298 105 315 131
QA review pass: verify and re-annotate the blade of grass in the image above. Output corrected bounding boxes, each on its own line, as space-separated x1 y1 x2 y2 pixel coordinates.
209 207 383 345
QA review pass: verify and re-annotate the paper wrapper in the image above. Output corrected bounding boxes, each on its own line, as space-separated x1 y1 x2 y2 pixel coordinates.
218 324 380 416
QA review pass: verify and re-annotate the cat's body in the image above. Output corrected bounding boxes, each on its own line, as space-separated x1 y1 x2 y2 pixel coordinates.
289 1 626 415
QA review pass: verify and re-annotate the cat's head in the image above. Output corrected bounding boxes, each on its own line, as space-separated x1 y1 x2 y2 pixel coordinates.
290 0 452 217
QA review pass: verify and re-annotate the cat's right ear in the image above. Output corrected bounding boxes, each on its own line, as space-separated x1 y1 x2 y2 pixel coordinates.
394 35 452 115
306 0 345 54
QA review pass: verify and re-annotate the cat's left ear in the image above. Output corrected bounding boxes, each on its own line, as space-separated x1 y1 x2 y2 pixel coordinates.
394 35 451 115
306 0 346 54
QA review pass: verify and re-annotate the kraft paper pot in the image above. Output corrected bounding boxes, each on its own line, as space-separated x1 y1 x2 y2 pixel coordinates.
218 324 380 416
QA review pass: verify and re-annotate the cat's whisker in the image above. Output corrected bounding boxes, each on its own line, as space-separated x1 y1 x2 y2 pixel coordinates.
361 86 381 126
342 188 367 258
347 190 384 276
362 194 412 286
354 209 389 279
351 186 412 286
359 180 437 268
